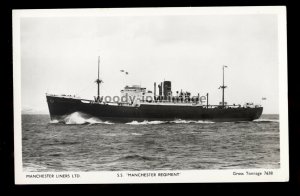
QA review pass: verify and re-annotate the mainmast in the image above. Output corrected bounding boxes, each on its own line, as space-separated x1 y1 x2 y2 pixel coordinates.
95 56 103 102
219 65 228 107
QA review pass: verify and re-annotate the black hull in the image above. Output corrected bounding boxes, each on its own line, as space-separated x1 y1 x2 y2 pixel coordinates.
46 95 263 122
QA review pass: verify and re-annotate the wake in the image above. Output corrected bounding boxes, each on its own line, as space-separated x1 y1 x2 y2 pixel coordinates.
50 113 218 125
126 119 215 125
50 114 278 125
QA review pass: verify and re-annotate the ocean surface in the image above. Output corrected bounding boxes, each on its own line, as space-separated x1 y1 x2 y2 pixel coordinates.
22 113 280 172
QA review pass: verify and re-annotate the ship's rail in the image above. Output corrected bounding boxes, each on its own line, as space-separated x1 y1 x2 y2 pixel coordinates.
141 102 261 108
139 99 261 108
203 104 262 109
46 93 80 99
46 93 262 108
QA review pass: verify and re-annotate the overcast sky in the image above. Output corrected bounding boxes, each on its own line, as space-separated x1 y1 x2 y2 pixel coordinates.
20 13 279 114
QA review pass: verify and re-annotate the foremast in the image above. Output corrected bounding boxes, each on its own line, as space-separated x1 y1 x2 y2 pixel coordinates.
95 56 103 102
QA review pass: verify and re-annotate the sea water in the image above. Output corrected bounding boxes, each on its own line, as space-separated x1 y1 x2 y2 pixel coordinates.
21 113 280 172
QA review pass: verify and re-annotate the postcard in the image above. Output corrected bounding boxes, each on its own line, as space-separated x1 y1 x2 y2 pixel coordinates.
13 6 288 184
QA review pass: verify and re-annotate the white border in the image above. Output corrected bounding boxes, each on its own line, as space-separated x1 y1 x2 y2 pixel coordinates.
13 6 288 184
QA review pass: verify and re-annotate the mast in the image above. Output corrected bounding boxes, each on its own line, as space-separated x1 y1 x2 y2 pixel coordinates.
206 93 209 108
220 65 228 107
95 56 102 102
97 56 100 99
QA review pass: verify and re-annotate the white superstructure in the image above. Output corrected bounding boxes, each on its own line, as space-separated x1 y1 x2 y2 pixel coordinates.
120 85 153 103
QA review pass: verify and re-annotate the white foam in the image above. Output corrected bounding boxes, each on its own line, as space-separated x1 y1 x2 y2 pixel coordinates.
126 120 165 125
195 120 215 124
171 119 214 124
126 119 214 125
146 120 165 124
63 112 114 125
171 119 193 124
64 112 86 124
50 119 59 124
254 119 279 123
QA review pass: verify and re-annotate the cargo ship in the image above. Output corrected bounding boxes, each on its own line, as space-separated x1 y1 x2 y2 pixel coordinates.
46 57 263 122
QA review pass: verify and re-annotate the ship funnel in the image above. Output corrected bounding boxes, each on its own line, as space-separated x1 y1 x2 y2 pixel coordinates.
163 81 172 100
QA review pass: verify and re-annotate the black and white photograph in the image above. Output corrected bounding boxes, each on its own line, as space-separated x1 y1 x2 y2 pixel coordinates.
13 7 288 183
